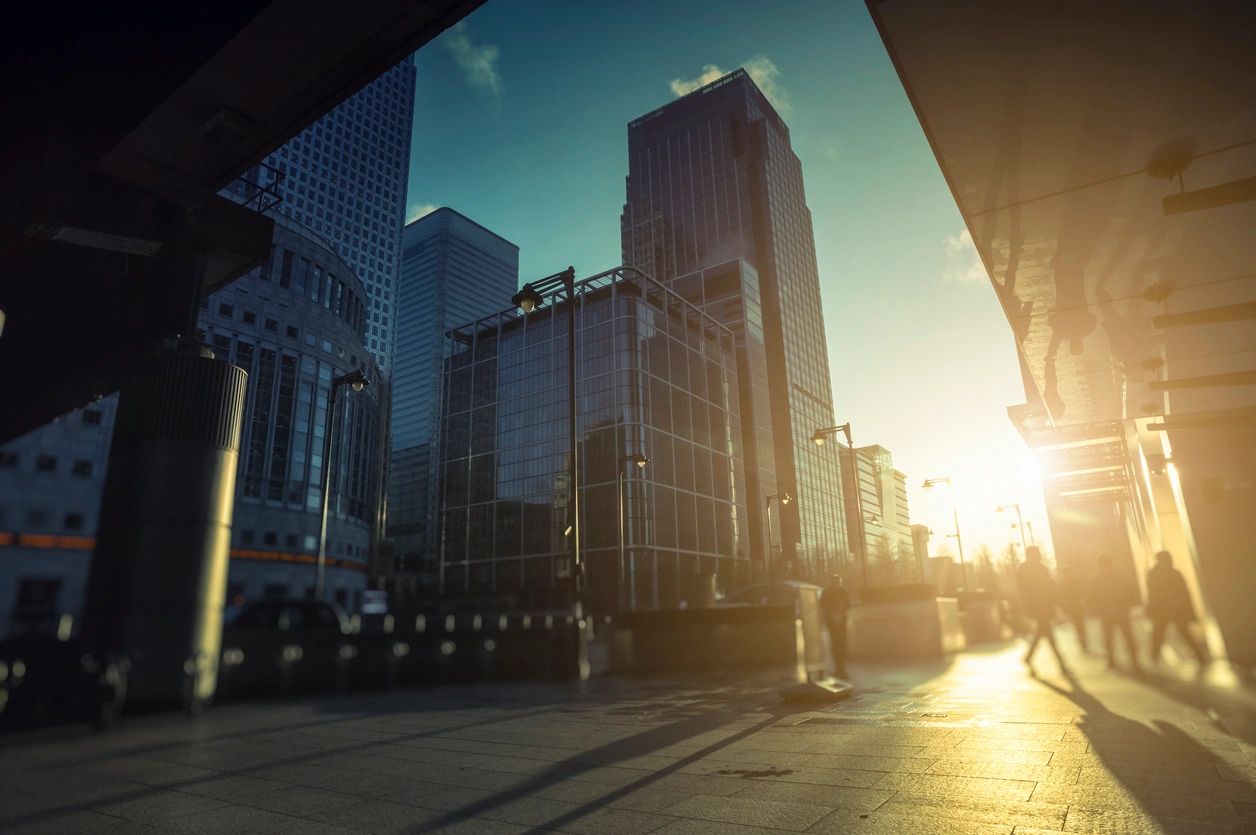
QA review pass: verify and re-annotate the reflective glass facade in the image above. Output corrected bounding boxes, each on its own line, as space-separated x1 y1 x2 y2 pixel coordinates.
668 260 779 567
244 61 415 371
621 69 848 579
390 209 519 584
438 272 749 613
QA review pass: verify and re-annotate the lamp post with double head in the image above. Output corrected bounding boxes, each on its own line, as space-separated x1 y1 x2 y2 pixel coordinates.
617 454 649 611
764 493 791 583
511 268 582 615
812 422 869 587
316 368 370 600
923 476 967 589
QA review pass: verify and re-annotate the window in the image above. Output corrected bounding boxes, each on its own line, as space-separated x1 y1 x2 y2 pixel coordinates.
242 310 257 325
285 533 298 549
265 318 279 332
263 531 278 546
241 529 255 545
72 460 92 477
64 513 85 531
212 334 231 352
82 410 102 426
26 509 49 527
36 455 56 472
218 303 234 318
286 325 299 339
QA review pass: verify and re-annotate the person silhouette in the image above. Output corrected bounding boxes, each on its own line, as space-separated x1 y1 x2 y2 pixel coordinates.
1090 554 1140 671
1146 550 1208 667
820 574 850 679
1017 546 1068 674
1057 566 1089 652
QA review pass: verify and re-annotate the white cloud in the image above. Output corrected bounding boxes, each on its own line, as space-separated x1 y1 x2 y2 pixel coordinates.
670 64 727 98
406 202 439 223
445 23 502 105
942 228 987 285
669 56 791 116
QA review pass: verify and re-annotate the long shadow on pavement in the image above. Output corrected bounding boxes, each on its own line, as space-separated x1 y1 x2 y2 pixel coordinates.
403 699 809 834
1035 673 1249 831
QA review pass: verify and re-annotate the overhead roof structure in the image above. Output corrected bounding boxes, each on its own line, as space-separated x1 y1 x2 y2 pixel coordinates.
867 0 1256 443
0 0 483 442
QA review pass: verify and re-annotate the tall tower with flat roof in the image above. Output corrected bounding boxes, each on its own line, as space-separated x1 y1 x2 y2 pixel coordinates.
621 68 848 579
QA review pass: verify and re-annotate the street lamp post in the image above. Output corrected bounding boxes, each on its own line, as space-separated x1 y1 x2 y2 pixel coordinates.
997 503 1028 554
923 476 967 589
812 422 868 587
316 368 370 600
764 493 792 584
512 268 581 614
617 454 649 611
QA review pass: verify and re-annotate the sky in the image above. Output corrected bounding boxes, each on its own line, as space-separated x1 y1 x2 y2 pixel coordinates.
404 0 1051 563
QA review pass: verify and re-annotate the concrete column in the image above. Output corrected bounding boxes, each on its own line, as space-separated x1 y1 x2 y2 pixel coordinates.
82 341 247 708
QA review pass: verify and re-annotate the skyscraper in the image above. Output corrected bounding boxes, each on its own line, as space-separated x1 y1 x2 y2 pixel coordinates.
0 61 416 632
389 209 519 588
621 68 848 580
247 61 416 371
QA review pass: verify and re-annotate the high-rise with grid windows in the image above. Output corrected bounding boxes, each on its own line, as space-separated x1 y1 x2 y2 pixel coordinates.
621 68 849 581
250 60 416 372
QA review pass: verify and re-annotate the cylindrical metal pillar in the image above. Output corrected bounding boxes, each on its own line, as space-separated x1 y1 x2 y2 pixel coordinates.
82 341 247 709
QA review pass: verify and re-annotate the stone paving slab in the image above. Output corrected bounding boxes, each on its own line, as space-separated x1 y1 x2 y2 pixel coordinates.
1 641 1254 834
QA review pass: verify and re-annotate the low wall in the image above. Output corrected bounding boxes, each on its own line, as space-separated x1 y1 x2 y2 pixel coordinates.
847 597 965 660
613 605 801 674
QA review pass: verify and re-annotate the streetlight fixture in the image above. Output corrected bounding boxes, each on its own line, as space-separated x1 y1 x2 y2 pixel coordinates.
812 422 869 587
617 454 649 611
315 368 370 600
922 476 967 589
764 493 791 583
512 267 582 615
996 503 1028 554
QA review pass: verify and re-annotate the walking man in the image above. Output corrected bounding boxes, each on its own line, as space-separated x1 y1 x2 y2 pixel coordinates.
1058 566 1089 652
1091 554 1140 671
1016 546 1068 674
821 574 850 679
1146 550 1208 667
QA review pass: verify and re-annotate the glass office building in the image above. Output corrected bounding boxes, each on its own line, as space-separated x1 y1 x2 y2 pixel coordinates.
200 216 384 608
0 63 412 633
668 260 780 569
244 60 415 371
389 209 519 590
438 270 750 613
621 68 848 580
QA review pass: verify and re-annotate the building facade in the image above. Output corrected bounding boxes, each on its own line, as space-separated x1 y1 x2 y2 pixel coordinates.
241 60 415 371
840 444 915 585
667 260 779 572
438 270 750 613
0 401 118 637
0 63 414 634
200 216 385 608
389 209 519 591
621 68 848 580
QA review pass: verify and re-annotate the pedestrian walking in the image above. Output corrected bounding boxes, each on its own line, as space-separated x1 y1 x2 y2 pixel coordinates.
820 574 850 679
1058 566 1089 652
1016 546 1068 674
1090 554 1140 671
1146 550 1208 666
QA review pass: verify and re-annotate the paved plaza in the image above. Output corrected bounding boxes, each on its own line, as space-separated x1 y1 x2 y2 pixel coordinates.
2 640 1254 834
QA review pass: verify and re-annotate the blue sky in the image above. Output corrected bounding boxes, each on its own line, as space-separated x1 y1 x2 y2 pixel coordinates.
405 0 1049 559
